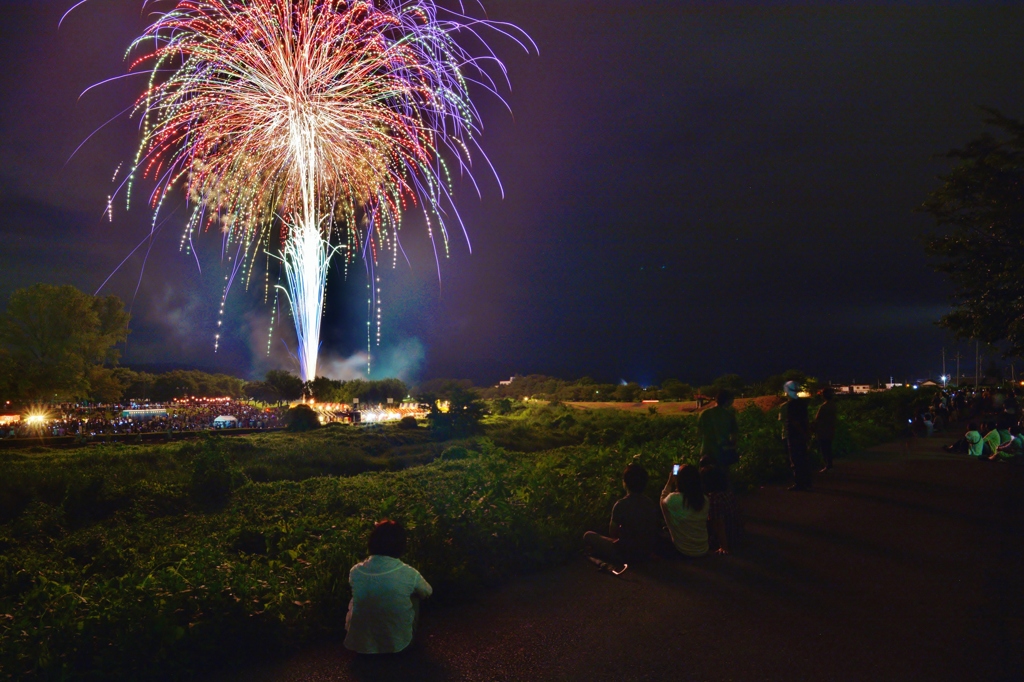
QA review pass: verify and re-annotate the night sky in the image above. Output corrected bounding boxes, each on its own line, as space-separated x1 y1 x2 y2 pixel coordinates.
2 1 1023 386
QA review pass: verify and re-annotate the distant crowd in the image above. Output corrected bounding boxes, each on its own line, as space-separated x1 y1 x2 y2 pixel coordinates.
940 387 1024 460
1 401 282 439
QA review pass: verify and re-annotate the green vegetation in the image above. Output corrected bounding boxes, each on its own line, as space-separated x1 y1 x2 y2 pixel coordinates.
921 108 1024 356
0 284 130 403
0 391 923 680
478 370 822 403
305 376 408 404
125 369 248 402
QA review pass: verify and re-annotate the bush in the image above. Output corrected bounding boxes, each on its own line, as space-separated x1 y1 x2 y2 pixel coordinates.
427 388 486 439
398 416 419 430
284 404 321 432
440 445 471 460
491 398 513 415
189 441 235 508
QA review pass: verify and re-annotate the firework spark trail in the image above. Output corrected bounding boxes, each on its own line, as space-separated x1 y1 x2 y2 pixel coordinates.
87 0 533 380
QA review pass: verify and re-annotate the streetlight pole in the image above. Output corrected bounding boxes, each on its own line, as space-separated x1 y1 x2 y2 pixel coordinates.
975 339 980 390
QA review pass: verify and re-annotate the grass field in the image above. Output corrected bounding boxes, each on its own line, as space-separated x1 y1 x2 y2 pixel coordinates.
0 393 921 680
564 396 784 415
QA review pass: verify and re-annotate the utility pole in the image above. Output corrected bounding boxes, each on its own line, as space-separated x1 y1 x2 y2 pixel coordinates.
954 351 962 388
975 339 980 390
942 347 946 380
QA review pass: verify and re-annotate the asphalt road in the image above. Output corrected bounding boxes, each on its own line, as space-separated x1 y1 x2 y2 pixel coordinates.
222 437 1024 682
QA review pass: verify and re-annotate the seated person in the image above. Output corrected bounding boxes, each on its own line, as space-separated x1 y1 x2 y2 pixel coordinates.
946 422 983 455
584 462 660 565
998 418 1014 447
992 424 1024 460
344 519 433 654
982 421 1002 458
660 464 709 558
699 457 741 555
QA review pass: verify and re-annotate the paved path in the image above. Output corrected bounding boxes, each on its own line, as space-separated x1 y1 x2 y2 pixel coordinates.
224 437 1024 682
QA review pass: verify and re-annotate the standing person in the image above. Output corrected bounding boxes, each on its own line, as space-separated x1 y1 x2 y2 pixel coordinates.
812 386 838 473
583 462 660 565
660 464 709 558
780 380 812 491
345 520 433 654
698 389 740 471
699 457 742 555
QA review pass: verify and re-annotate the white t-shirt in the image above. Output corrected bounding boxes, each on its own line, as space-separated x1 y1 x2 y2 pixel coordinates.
344 555 433 654
661 493 709 557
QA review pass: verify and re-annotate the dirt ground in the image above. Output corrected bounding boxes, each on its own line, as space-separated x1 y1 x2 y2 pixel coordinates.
216 430 1024 682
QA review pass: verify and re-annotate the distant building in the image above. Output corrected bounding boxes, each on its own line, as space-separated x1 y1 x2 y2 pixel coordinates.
831 384 874 395
498 377 515 387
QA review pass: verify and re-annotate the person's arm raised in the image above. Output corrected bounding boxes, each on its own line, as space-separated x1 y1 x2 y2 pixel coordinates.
662 469 676 499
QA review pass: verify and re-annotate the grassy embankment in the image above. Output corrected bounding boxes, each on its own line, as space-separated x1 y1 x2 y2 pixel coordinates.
0 392 921 680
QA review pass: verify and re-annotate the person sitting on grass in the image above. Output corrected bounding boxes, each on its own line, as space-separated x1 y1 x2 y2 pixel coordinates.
998 418 1013 447
661 464 709 558
981 421 1003 459
990 424 1023 461
945 422 983 455
583 462 660 566
699 457 741 555
344 519 433 654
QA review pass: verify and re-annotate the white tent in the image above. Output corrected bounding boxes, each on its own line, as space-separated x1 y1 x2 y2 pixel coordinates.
213 415 239 429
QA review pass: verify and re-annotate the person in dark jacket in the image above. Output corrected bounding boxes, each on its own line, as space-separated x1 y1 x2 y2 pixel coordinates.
813 386 838 472
781 380 812 491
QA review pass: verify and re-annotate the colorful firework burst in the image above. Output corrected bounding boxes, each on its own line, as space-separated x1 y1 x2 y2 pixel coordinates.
93 0 531 379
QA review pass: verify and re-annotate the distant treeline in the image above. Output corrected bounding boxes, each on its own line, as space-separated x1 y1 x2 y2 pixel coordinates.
118 369 817 406
90 370 410 406
395 372 819 403
457 370 820 402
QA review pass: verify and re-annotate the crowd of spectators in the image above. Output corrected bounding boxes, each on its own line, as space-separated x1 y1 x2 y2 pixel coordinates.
901 385 1024 460
317 383 1024 655
942 387 1024 460
1 400 282 439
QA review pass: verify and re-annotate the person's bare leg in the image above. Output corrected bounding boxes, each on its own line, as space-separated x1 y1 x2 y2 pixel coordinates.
583 531 620 564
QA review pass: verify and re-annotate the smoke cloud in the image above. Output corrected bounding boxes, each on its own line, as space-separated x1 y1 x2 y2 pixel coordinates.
317 338 426 382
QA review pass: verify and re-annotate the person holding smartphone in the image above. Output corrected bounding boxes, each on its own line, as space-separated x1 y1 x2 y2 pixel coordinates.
660 464 709 558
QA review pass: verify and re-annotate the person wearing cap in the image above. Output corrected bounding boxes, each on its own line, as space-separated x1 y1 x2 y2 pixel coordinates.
780 380 812 491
